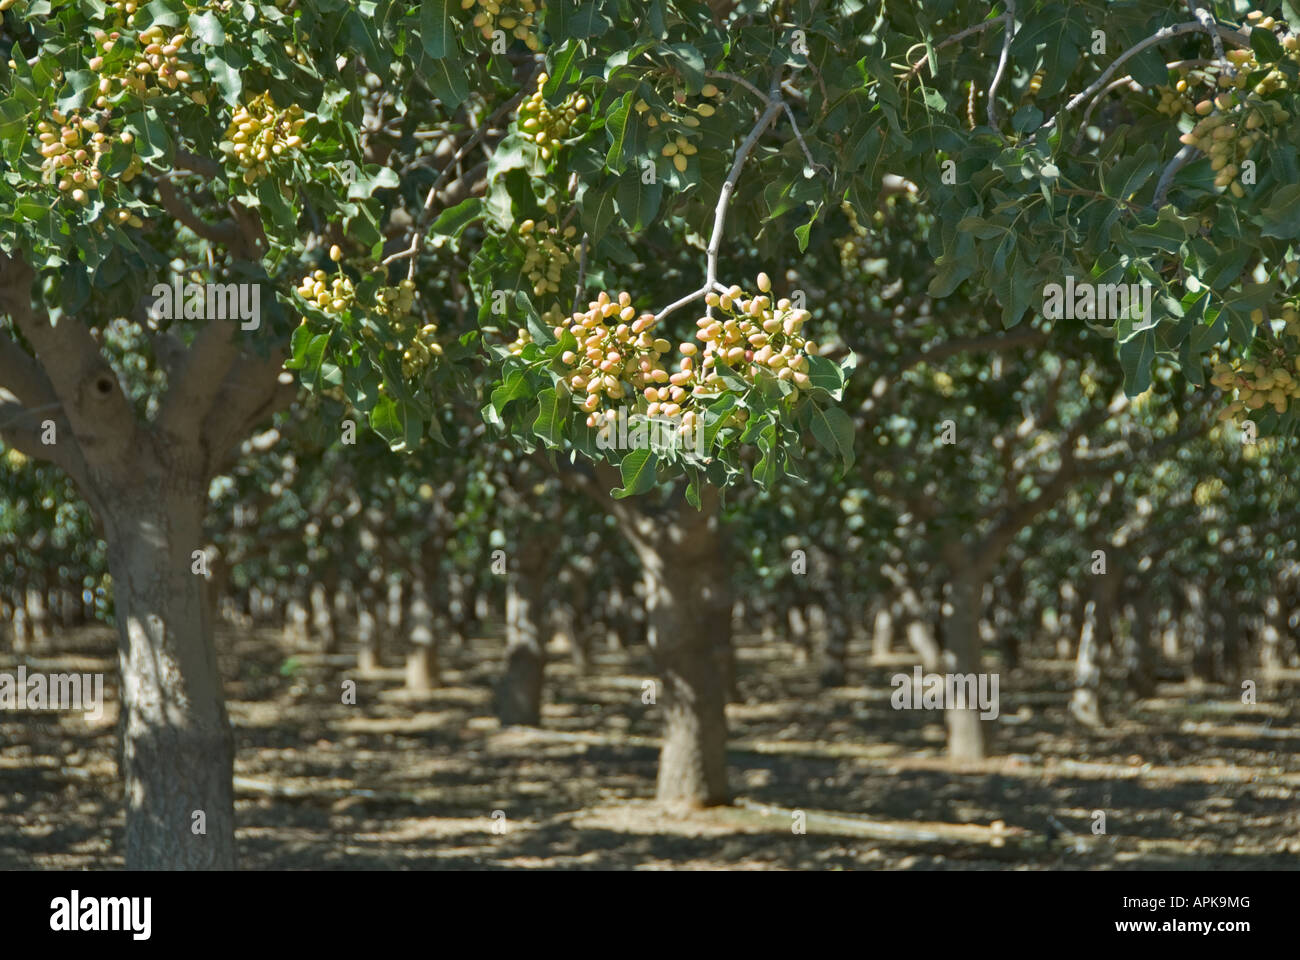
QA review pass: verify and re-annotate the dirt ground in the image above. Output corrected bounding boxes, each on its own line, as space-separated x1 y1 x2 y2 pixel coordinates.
3 623 1299 870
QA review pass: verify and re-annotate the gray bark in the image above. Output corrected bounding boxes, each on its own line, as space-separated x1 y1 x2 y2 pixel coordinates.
1070 599 1103 726
310 581 336 653
943 571 987 762
405 572 438 692
357 586 381 673
497 544 548 726
104 488 236 870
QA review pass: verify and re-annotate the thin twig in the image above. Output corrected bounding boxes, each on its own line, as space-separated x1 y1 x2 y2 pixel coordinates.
987 0 1016 130
654 284 712 323
654 76 784 322
572 234 589 315
905 15 1008 79
1071 76 1143 149
704 70 769 105
705 77 784 295
384 60 543 278
1151 144 1196 209
1053 186 1144 212
1032 19 1249 142
781 101 830 179
1190 1 1233 75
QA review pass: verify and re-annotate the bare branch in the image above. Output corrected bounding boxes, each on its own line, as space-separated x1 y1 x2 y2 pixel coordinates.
781 101 830 179
1033 20 1249 142
155 180 241 247
986 1 1017 130
905 15 1009 79
704 70 770 105
385 61 543 279
654 284 712 324
0 254 138 470
155 315 248 441
1152 144 1197 208
706 77 785 294
201 347 298 474
898 326 1048 372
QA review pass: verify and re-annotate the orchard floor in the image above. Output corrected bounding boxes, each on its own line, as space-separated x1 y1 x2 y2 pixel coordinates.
3 623 1299 870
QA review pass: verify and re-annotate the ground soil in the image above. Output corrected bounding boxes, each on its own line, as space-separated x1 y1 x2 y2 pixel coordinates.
3 623 1298 869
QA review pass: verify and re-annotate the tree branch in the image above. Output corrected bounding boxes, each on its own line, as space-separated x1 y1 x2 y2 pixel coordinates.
1032 20 1249 142
986 0 1017 130
0 254 137 471
706 76 784 294
155 180 241 247
201 346 298 475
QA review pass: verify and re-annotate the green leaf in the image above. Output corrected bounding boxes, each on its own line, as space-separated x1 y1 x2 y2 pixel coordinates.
427 57 470 111
292 332 330 388
421 0 454 59
604 92 634 171
370 396 422 452
1256 184 1300 239
346 164 400 200
1101 145 1159 203
571 1 611 38
56 71 95 113
532 386 567 446
581 182 617 237
700 394 737 449
809 403 855 470
616 170 662 231
805 355 845 397
430 196 482 238
1251 25 1285 62
754 423 778 487
187 10 226 46
611 448 658 498
123 109 170 163
207 46 244 107
544 40 583 97
928 253 974 298
490 368 531 414
1117 328 1156 396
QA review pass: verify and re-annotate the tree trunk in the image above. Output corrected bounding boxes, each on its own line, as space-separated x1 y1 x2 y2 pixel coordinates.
872 605 893 661
102 489 236 870
310 581 336 654
405 572 438 692
357 584 381 673
1070 599 1103 726
810 601 845 688
11 603 29 653
644 554 729 807
1123 595 1158 698
943 571 987 762
445 570 466 648
26 582 49 646
1057 582 1078 659
497 544 548 726
564 576 590 673
333 579 354 640
1261 595 1283 693
788 605 809 664
284 586 309 647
